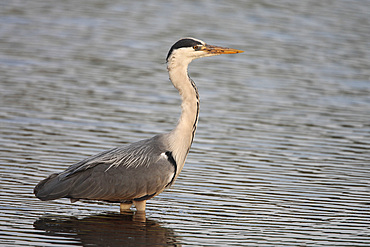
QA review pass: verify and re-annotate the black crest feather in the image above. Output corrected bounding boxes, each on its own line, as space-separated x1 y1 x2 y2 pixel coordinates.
166 38 203 62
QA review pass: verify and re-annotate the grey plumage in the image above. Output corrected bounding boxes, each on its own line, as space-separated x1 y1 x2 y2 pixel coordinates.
35 134 174 203
34 37 243 212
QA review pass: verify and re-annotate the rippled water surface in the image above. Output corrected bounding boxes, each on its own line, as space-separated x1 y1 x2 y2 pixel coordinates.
1 0 370 246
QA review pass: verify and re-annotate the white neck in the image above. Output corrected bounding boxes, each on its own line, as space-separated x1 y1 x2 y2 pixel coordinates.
167 58 199 173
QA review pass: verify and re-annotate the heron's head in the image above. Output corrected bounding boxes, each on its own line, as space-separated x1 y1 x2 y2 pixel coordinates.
166 37 243 64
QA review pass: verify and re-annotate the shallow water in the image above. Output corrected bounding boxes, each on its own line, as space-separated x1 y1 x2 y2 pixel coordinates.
1 0 370 246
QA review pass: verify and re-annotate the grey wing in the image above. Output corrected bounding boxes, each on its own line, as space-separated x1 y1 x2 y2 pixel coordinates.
35 134 176 202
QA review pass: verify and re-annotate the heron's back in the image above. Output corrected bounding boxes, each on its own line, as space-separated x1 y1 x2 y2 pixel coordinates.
34 134 176 202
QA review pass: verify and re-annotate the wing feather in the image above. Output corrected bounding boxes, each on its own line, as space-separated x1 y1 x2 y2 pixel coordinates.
35 134 176 202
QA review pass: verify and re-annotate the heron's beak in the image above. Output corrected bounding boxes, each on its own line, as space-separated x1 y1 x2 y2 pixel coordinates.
201 44 244 54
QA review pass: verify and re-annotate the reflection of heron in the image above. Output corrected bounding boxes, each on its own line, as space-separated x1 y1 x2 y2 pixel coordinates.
34 213 179 246
34 38 243 212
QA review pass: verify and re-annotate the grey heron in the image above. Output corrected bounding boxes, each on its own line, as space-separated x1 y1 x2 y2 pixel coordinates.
34 37 243 212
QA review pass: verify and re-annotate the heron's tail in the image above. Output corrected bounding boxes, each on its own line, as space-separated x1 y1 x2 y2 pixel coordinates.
34 173 71 201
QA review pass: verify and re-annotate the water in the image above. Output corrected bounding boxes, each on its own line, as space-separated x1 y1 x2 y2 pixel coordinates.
1 0 370 246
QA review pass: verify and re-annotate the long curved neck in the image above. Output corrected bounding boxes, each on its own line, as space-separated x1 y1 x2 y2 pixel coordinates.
167 59 199 172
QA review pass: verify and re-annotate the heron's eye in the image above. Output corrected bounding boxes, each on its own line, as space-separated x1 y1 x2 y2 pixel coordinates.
193 45 199 50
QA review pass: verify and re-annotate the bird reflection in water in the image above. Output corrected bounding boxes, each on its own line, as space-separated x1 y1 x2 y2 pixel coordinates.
33 212 180 246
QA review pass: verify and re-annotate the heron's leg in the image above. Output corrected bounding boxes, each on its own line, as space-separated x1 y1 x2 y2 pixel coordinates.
133 200 146 212
120 202 132 212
